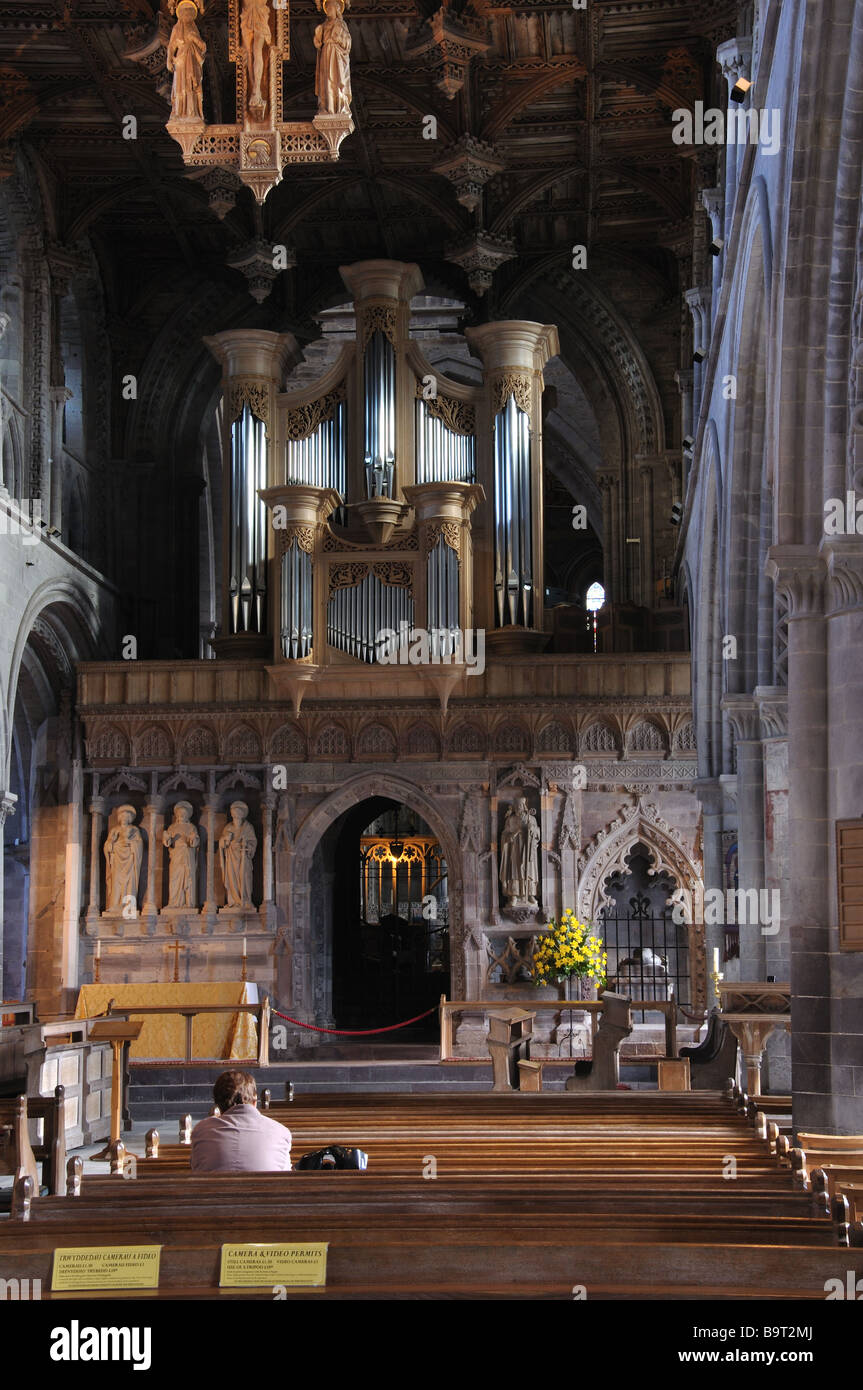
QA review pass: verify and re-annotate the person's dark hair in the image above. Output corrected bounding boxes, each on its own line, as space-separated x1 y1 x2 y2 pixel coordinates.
213 1070 257 1111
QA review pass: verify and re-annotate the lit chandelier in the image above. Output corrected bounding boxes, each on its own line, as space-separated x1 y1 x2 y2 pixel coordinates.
164 0 354 204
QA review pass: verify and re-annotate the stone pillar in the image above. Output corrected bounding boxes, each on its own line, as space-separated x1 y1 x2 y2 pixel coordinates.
85 791 105 925
597 472 617 603
685 287 711 422
722 694 766 981
202 789 220 928
141 797 164 926
0 791 18 996
60 756 85 998
674 370 693 494
260 790 275 931
700 187 724 314
637 460 656 606
767 548 833 1127
203 329 300 658
694 777 725 1004
716 37 753 231
755 686 791 1092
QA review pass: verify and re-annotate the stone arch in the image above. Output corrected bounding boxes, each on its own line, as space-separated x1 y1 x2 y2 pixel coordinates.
270 723 307 760
289 772 466 1010
626 717 667 755
576 800 705 1012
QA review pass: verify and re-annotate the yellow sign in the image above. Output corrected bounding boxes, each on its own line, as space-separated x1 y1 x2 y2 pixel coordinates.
219 1242 328 1288
52 1245 162 1291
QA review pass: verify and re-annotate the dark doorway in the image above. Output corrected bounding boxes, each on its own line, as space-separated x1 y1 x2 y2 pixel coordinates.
331 797 450 1039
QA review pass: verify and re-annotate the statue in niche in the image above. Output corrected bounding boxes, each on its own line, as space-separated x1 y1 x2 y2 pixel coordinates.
314 0 352 117
162 801 200 908
499 795 540 908
166 1 207 121
104 805 143 911
241 0 272 118
219 801 257 908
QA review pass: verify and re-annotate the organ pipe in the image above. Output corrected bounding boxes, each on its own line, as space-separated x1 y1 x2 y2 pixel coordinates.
280 539 313 659
285 402 347 525
327 572 413 664
229 404 268 635
363 331 396 498
414 399 475 484
493 394 532 629
426 538 460 656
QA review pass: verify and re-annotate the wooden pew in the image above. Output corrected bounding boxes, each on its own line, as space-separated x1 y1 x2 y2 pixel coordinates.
0 1087 67 1197
4 1169 858 1299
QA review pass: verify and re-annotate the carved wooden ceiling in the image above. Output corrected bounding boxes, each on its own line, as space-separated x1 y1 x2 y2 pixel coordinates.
0 0 736 327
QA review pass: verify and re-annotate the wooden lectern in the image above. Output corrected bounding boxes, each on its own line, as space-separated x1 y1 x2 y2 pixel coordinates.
86 1019 143 1161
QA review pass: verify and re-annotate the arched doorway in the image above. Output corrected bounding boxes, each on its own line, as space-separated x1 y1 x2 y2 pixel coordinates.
327 797 450 1036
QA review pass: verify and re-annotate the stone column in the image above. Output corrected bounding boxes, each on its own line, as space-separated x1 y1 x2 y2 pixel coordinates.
85 791 105 925
674 370 693 494
716 37 753 231
721 694 766 981
202 790 220 929
60 756 85 997
0 791 18 996
259 791 275 931
754 687 791 1092
141 797 164 927
693 777 726 1004
597 473 617 603
700 188 724 314
767 548 832 1127
637 460 656 607
685 287 711 422
203 329 300 658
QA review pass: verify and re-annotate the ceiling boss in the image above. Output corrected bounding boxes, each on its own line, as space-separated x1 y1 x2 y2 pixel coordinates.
163 0 354 204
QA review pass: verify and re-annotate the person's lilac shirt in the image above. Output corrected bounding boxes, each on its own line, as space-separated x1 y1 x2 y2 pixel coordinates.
190 1103 292 1172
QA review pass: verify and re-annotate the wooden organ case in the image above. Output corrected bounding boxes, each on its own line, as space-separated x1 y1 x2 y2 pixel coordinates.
206 260 559 711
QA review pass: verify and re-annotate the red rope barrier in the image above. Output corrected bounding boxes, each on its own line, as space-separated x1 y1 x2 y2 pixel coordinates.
271 1006 437 1036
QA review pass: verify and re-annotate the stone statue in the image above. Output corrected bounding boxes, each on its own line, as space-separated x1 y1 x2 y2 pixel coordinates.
499 795 540 908
615 946 671 1001
166 1 207 122
162 801 200 908
314 0 352 117
241 0 272 118
104 805 143 911
219 800 257 908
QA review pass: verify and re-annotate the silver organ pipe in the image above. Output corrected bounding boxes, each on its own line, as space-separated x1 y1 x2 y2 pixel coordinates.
493 394 532 629
327 572 414 665
284 401 347 525
426 540 459 659
229 404 268 634
363 331 396 498
414 399 475 483
280 538 313 660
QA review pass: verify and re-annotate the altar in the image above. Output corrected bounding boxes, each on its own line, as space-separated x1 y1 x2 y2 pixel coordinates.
74 982 259 1061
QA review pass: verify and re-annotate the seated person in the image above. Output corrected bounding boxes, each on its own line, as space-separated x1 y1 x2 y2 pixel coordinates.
191 1069 292 1173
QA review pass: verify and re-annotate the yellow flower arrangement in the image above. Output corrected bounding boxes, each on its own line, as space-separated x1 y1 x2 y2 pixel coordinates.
531 908 607 989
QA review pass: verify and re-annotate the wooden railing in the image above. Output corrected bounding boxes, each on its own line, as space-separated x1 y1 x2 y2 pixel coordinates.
105 997 270 1066
438 996 678 1063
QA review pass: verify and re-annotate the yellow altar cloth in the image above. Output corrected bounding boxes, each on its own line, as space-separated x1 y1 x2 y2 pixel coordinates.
75 983 257 1061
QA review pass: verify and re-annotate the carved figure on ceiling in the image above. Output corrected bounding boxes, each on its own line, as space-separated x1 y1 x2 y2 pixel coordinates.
314 0 352 117
166 1 207 121
241 0 272 118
